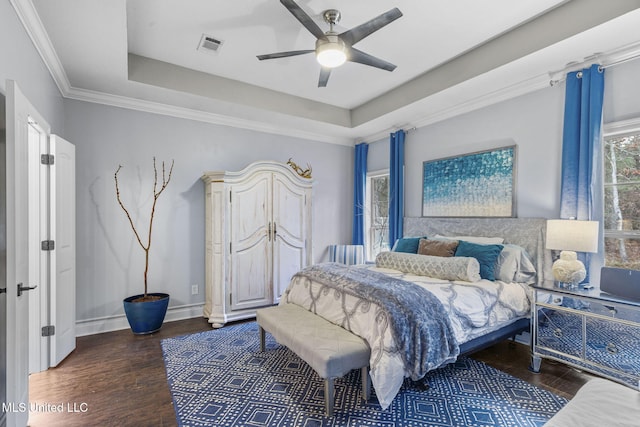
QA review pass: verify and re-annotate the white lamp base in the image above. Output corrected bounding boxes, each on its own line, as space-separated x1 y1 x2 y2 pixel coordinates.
552 250 586 288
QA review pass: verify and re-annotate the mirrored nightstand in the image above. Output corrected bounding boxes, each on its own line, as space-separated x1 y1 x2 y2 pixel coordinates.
530 281 640 390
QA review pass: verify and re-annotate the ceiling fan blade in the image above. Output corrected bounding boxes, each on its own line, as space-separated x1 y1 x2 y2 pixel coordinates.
280 0 327 41
257 50 314 60
339 8 403 46
348 48 396 71
318 67 331 87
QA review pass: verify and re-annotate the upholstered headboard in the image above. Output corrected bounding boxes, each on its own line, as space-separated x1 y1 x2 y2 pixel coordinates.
404 217 552 285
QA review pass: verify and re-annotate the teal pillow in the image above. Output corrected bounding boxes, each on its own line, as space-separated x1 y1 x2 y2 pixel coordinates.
392 237 424 254
455 240 504 280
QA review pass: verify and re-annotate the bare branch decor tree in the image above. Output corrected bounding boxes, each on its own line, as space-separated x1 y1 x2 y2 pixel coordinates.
115 157 174 301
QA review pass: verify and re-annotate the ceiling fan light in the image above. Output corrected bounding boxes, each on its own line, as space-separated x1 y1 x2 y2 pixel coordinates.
316 42 346 68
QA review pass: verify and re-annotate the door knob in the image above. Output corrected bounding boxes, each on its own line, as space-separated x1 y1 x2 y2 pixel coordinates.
17 283 37 297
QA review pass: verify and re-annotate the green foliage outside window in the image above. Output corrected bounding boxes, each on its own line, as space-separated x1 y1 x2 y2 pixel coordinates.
604 133 640 270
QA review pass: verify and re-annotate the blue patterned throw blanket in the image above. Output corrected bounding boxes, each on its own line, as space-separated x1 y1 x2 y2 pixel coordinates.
289 263 460 380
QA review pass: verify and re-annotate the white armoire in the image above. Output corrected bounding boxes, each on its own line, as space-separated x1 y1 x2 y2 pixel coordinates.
201 161 313 328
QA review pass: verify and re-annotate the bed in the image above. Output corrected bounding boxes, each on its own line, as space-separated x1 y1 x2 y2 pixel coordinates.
280 217 553 409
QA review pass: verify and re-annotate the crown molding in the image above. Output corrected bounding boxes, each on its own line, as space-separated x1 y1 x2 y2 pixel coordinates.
11 0 355 147
360 73 552 143
15 0 550 148
361 39 640 143
14 0 640 149
65 86 355 146
10 0 70 94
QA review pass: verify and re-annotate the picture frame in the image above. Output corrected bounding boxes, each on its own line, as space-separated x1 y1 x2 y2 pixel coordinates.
422 145 516 217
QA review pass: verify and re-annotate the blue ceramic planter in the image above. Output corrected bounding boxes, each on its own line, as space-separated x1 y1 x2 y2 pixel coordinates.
123 293 170 334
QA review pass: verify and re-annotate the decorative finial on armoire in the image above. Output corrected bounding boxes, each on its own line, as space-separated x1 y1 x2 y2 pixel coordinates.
287 158 312 178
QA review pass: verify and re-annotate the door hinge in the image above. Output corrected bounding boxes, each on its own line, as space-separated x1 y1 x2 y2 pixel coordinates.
42 325 55 337
41 240 55 251
229 293 232 305
41 154 55 165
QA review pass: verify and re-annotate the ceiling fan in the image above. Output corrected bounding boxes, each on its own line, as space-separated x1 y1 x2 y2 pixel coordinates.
257 0 403 87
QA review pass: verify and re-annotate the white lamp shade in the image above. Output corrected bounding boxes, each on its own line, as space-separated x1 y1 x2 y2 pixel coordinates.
546 219 599 253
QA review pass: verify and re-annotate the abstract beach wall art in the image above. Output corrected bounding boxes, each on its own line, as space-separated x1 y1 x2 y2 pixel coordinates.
422 145 516 217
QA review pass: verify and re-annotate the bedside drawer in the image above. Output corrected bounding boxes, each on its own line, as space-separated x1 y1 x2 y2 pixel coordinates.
585 317 640 379
584 301 640 322
536 308 582 358
531 283 640 389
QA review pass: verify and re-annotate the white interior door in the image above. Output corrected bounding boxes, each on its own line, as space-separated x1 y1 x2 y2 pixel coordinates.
49 135 76 367
28 117 48 374
5 80 50 427
0 90 7 427
27 131 76 373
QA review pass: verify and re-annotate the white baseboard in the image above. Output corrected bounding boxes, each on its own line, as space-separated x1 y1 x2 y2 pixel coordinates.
75 303 205 337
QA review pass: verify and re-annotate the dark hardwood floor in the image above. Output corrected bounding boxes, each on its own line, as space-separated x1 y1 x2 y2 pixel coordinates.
28 318 594 427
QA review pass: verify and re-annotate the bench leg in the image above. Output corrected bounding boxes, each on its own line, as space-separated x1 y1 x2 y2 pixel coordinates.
324 379 335 417
361 367 370 402
259 326 266 352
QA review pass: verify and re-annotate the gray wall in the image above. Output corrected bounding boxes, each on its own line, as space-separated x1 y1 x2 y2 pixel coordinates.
366 59 640 287
62 100 352 323
1 1 353 331
406 86 564 219
602 60 640 123
366 86 564 219
368 59 640 221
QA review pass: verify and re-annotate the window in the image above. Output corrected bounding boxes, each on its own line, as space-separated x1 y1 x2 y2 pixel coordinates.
603 131 640 270
365 170 390 260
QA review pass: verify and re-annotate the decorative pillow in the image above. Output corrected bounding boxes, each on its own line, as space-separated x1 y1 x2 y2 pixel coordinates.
454 240 504 281
376 251 481 282
435 234 504 245
495 244 537 283
417 238 459 257
391 237 425 254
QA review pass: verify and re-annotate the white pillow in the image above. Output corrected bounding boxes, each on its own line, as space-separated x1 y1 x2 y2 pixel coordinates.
495 244 537 283
434 234 505 245
375 251 481 282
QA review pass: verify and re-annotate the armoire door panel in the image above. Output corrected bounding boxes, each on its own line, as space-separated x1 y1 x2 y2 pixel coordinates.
273 239 305 302
231 174 270 245
271 174 308 302
230 172 271 310
272 175 307 244
232 239 271 310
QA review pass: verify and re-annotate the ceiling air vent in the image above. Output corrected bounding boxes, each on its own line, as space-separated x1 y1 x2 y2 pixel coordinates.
198 34 224 54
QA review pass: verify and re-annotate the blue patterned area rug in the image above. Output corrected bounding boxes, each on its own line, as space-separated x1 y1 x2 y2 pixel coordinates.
161 322 567 427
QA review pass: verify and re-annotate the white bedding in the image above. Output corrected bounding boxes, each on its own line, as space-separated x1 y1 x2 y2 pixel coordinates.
281 263 531 409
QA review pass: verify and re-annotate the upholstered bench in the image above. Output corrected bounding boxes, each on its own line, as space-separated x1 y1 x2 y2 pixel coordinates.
543 378 640 427
256 304 371 416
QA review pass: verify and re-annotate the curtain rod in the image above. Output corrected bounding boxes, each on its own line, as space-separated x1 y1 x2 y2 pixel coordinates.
549 51 640 86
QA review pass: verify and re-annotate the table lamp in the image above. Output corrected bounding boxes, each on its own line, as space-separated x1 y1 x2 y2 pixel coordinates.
546 219 599 287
